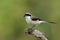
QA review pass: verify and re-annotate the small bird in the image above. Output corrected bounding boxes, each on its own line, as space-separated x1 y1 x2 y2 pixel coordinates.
24 12 55 28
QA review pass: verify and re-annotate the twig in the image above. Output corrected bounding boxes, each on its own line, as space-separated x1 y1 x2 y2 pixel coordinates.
25 28 48 40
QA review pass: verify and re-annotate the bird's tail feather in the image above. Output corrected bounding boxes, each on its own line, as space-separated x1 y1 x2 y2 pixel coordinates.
47 21 56 24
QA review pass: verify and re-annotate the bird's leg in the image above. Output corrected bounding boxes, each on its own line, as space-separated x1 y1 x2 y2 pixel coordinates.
31 25 36 28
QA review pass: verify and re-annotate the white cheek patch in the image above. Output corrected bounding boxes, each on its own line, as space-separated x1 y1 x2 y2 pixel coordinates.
25 16 31 24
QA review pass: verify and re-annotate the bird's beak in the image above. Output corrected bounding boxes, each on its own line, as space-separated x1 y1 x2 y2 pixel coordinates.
24 15 25 17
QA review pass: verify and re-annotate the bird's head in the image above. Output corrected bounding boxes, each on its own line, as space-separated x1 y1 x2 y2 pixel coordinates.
24 12 32 17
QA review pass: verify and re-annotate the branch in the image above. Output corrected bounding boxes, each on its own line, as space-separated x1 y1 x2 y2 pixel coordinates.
25 28 48 40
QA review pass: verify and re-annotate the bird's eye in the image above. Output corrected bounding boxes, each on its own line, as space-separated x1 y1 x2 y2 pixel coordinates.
25 14 31 16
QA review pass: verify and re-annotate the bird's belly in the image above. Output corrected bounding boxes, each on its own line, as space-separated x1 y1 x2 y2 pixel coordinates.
31 21 40 25
26 20 31 24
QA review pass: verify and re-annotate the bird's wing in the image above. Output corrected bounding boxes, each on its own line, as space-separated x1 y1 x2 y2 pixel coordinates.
31 16 40 21
31 16 56 24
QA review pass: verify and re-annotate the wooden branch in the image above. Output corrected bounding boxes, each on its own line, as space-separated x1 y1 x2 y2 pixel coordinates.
25 28 48 40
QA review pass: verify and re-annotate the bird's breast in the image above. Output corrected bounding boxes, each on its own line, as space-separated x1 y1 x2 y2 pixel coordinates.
25 16 31 24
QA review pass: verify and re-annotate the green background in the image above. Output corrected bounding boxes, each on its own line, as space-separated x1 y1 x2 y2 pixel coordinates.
0 0 60 40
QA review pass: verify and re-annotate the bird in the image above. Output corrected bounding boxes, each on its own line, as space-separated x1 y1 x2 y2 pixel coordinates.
24 12 56 28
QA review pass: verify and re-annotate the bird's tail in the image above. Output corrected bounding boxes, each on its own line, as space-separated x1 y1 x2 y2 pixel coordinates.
47 21 56 24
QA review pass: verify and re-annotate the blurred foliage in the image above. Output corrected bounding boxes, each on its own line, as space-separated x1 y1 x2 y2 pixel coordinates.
0 0 60 40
